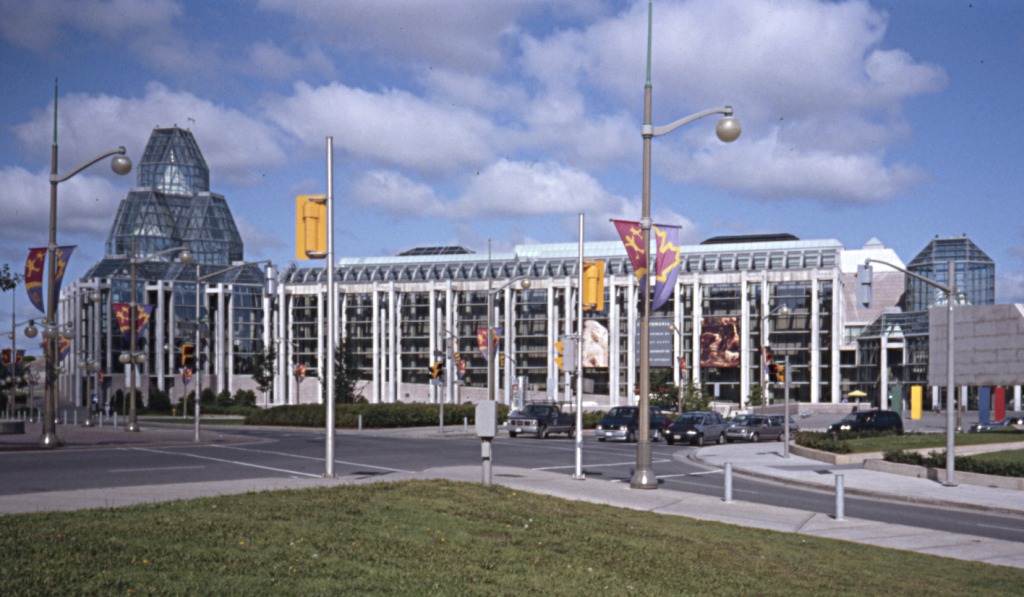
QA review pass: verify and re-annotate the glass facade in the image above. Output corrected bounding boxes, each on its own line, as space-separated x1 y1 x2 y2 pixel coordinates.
906 237 995 310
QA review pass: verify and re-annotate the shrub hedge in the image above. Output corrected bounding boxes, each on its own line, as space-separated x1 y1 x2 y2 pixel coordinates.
883 449 1024 478
245 402 512 429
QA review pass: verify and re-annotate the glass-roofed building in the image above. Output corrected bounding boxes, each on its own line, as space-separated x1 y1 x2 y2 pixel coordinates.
56 127 1017 415
59 127 272 409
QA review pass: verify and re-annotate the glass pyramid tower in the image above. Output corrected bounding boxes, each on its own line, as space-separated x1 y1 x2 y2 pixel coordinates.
103 126 243 267
906 236 994 311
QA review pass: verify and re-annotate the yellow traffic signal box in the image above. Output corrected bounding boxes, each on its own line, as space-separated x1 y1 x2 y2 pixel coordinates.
582 259 605 311
296 195 327 260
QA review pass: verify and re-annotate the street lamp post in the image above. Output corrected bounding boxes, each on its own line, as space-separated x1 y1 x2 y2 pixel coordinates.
760 304 790 413
865 258 958 486
42 83 133 446
122 241 192 432
632 0 741 489
193 260 275 443
487 274 531 405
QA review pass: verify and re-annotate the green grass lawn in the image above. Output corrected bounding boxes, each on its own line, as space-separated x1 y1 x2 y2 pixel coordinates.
843 429 1024 453
1 480 1020 596
970 448 1024 466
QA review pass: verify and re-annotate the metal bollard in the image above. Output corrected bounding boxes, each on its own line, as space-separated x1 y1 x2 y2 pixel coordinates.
358 414 363 431
113 412 118 430
835 474 845 521
464 417 468 433
724 463 734 503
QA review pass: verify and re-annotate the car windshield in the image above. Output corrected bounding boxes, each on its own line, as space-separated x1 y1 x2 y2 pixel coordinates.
521 405 550 416
675 414 702 425
606 407 636 418
730 415 752 425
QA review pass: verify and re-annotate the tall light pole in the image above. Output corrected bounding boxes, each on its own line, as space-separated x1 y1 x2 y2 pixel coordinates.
487 274 531 405
43 81 133 446
632 0 741 489
864 258 958 486
122 243 192 432
193 260 275 443
761 304 790 413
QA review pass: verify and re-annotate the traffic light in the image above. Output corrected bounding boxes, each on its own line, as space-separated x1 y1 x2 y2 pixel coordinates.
775 364 786 383
181 343 195 369
554 336 576 372
499 353 506 368
582 259 605 312
428 360 443 379
295 195 327 260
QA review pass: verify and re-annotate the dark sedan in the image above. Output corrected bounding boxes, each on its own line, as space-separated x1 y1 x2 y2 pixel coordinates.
968 417 1024 433
666 411 729 446
595 406 670 442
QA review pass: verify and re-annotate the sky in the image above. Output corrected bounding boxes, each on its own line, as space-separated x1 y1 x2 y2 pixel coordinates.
1 0 1023 330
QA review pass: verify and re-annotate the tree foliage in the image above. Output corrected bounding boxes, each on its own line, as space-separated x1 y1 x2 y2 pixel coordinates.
320 338 362 404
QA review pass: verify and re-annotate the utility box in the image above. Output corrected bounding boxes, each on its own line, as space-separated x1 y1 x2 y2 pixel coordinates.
476 400 497 438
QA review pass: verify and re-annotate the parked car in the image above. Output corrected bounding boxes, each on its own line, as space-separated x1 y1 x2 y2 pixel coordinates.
968 416 1024 433
665 411 729 446
827 409 903 435
503 403 575 439
725 415 784 443
768 415 800 436
595 406 670 442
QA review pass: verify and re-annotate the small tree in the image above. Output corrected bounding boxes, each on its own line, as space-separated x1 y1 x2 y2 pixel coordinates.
682 380 712 412
251 345 276 403
321 338 362 404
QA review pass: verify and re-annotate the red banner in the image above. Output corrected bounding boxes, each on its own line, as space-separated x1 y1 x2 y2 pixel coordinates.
24 248 46 314
612 220 647 287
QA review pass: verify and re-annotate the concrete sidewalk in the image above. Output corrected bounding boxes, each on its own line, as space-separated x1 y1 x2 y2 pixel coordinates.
2 419 1023 569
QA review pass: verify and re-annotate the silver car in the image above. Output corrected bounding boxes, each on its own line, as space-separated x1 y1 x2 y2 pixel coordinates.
725 415 784 442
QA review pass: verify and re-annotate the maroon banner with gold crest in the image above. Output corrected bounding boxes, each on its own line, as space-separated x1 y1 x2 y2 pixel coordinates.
24 248 46 314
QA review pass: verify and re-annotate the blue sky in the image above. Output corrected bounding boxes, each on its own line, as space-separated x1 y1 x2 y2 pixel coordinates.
1 0 1023 329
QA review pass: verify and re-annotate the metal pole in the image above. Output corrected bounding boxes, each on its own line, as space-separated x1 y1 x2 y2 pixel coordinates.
784 355 790 458
194 261 202 443
945 260 956 486
127 237 140 432
574 213 585 480
724 462 733 503
487 277 495 403
325 136 336 478
631 1 657 489
41 82 61 448
835 474 845 521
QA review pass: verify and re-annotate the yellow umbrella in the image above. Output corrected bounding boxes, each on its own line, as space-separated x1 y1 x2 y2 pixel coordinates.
847 390 867 398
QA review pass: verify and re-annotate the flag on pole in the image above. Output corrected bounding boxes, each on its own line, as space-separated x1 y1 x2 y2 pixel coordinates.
134 304 155 342
612 220 647 287
652 224 681 312
51 246 76 307
24 248 46 314
58 333 72 363
114 303 133 339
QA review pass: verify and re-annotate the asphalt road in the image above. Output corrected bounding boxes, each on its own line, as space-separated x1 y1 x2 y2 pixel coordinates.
2 425 1023 544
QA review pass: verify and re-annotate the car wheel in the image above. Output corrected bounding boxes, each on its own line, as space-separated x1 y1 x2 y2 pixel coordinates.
716 433 726 445
653 429 663 442
751 433 760 443
726 438 733 443
597 437 606 442
666 435 675 445
626 429 636 443
569 427 577 440
509 431 518 438
695 434 705 447
539 426 548 439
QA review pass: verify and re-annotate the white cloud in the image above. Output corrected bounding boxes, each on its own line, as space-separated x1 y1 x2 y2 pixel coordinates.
0 165 125 244
0 0 181 53
453 159 620 218
265 82 497 175
13 83 287 187
349 170 444 216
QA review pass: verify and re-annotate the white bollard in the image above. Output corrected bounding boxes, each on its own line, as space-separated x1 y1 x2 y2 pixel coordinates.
464 417 469 433
835 474 845 521
358 414 363 431
724 462 734 503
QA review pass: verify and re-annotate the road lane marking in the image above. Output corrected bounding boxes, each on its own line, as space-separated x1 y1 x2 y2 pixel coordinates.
533 458 673 471
108 465 205 473
131 447 323 478
210 445 416 474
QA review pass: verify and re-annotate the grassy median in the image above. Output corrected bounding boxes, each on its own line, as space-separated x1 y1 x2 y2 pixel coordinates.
1 480 1020 596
